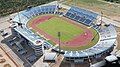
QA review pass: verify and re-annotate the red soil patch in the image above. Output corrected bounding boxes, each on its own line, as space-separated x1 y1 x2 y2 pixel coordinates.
29 15 94 47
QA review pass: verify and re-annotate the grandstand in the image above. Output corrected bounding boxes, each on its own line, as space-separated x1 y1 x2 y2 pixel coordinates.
64 6 98 26
10 1 117 65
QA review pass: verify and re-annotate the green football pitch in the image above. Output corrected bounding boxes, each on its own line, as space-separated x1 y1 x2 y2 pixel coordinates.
37 17 84 42
28 15 99 51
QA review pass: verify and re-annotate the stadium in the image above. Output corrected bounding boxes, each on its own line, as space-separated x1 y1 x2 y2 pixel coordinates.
10 1 117 66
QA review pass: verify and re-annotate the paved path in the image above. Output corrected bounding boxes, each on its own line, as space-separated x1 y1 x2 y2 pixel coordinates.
0 46 16 67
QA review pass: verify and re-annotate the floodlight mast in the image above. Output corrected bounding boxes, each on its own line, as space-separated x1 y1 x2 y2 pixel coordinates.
100 11 103 25
12 1 24 28
58 32 61 56
92 32 98 41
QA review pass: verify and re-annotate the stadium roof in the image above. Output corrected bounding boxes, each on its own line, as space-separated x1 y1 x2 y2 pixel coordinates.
44 53 57 61
105 55 118 62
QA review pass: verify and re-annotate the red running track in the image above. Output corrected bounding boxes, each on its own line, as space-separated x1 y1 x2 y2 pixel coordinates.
29 15 93 47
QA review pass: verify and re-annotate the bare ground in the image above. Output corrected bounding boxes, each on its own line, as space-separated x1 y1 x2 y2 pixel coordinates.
116 27 120 50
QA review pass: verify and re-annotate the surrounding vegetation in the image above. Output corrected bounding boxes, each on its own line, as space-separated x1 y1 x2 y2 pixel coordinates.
0 0 55 17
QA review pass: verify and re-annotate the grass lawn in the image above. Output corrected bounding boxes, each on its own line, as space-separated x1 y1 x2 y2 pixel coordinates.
37 17 83 42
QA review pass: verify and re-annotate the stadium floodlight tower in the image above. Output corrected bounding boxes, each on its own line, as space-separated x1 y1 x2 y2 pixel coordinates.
11 1 24 29
100 11 103 26
97 11 103 27
58 32 61 56
91 32 98 41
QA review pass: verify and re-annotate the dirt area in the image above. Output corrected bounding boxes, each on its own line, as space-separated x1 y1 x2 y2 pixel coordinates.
110 16 120 22
116 27 120 50
0 13 21 67
0 47 16 67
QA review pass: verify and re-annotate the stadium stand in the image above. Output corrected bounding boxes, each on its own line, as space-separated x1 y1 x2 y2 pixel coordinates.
52 25 117 62
64 39 116 61
64 6 98 26
12 5 58 56
99 25 117 41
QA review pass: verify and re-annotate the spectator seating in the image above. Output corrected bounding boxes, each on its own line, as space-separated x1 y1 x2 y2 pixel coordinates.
64 7 98 26
52 25 117 60
64 39 116 59
99 25 117 41
19 5 57 19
